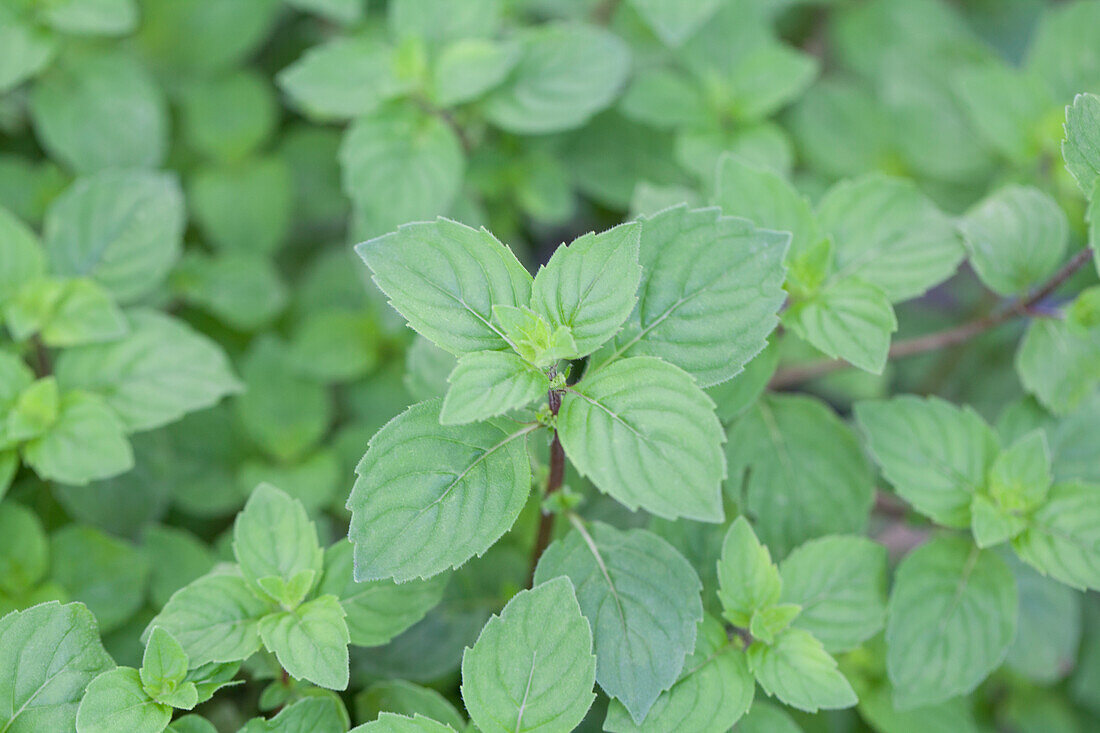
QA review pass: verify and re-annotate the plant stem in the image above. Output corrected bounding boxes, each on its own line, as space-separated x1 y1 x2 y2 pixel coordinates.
31 335 51 378
528 389 564 587
770 247 1094 388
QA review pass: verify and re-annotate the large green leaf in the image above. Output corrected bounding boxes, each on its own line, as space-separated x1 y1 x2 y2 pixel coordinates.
534 522 703 723
1063 93 1100 197
559 357 726 521
461 577 595 733
1012 481 1100 591
75 667 171 733
0 502 48 597
1016 317 1100 416
278 37 408 121
886 536 1017 709
258 594 349 690
348 399 533 582
356 219 532 355
21 392 133 486
1005 556 1081 683
727 394 874 555
49 525 148 633
0 602 114 733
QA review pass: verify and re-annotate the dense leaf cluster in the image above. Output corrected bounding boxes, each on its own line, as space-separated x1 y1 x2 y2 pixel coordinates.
1 0 1099 731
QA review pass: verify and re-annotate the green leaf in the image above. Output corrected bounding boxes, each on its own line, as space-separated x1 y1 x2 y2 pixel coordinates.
706 343 777 424
242 697 348 733
747 628 856 713
1012 481 1100 591
42 0 137 35
734 701 802 733
140 628 189 696
350 713 457 732
388 0 502 43
258 594 349 690
178 70 277 161
716 517 781 628
1063 93 1100 197
533 522 703 723
627 0 721 46
278 38 408 121
559 356 725 521
348 399 533 581
779 535 887 653
603 614 752 732
189 156 292 255
727 394 874 555
951 62 1050 165
143 527 216 610
816 175 963 302
0 8 56 93
491 305 578 367
483 24 630 134
970 495 1028 549
1016 316 1100 415
55 310 241 433
286 309 379 383
786 276 897 374
886 536 1017 709
989 429 1053 512
594 206 787 386
76 667 170 733
38 279 127 347
340 106 464 235
720 41 818 122
355 684 465 731
172 251 287 332
431 38 519 107
440 351 549 425
43 170 184 303
0 502 48 596
356 219 532 355
461 577 595 733
22 392 133 486
49 525 149 633
30 49 167 173
0 205 46 302
6 377 59 444
960 185 1069 296
787 78 893 180
0 601 115 733
749 603 801 645
233 484 323 605
1006 556 1081 684
318 540 446 647
530 222 641 356
146 569 268 665
619 68 709 130
855 395 1000 527
168 715 218 733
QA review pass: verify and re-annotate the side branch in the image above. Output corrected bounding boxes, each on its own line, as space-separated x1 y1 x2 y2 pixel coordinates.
770 248 1094 388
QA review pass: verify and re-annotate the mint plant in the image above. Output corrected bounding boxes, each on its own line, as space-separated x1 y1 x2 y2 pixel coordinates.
2 0 1100 731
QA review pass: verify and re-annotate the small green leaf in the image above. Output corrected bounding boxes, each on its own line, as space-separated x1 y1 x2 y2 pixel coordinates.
140 627 189 697
786 276 897 374
355 681 466 731
855 395 1000 527
356 219 532 356
42 0 138 36
1013 481 1100 591
178 70 277 161
989 430 1052 512
350 712 457 732
1063 93 1100 197
76 667 171 733
348 399 533 581
747 628 856 712
38 278 127 347
0 8 56 93
749 604 801 645
559 356 725 521
1016 316 1100 416
278 37 408 121
258 594 350 691
0 205 46 303
886 536 1017 709
440 351 549 425
242 697 348 733
716 517 781 628
146 569 268 666
22 392 133 486
530 222 641 356
533 522 703 723
491 305 578 367
172 251 287 332
461 577 595 733
6 377 60 443
431 38 519 107
627 0 722 46
970 494 1028 549
0 502 48 596
189 156 292 255
233 484 323 605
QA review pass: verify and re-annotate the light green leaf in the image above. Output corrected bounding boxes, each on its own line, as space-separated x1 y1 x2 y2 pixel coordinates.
816 175 963 302
258 594 349 691
168 715 218 733
1016 316 1100 415
286 308 379 383
603 614 752 732
707 343 777 424
340 105 464 235
30 49 167 173
143 527 215 610
855 395 1000 528
1012 481 1100 591
5 377 59 444
749 603 801 645
146 569 268 666
787 78 892 180
559 356 725 521
483 24 630 134
55 310 241 433
713 155 817 261
0 502 47 596
178 70 277 161
951 62 1050 165
431 38 519 107
238 451 341 515
970 495 1028 549
989 430 1053 512
734 701 802 733
356 219 532 356
318 540 446 647
716 517 781 628
49 525 149 633
233 484 323 605
38 279 126 347
440 351 548 425
619 68 709 130
595 206 787 386
530 222 641 356
387 0 502 43
351 712 457 732
1006 556 1081 683
491 305 577 367
727 394 874 555
461 577 595 733
886 536 1017 709
533 522 703 723
960 185 1069 296
856 681 979 733
140 628 189 697
1063 93 1100 197
786 276 897 374
779 535 887 653
748 628 856 713
172 251 287 332
76 667 170 733
0 205 45 302
242 697 348 733
22 392 133 486
0 8 56 93
278 38 408 121
348 399 533 582
356 680 465 730
721 41 819 122
0 601 114 733
189 156 292 255
628 0 721 46
1026 2 1100 101
42 0 137 35
43 170 184 303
